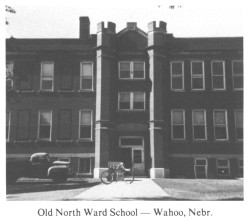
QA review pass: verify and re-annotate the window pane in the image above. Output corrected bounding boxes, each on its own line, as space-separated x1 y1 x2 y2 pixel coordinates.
217 168 229 175
217 159 229 167
40 112 51 125
120 71 130 78
81 77 93 90
193 111 205 124
233 61 243 75
192 78 203 89
133 150 142 163
80 111 91 125
80 126 91 139
173 125 184 139
233 77 243 89
214 111 226 124
194 126 206 139
120 93 130 102
120 102 130 110
42 80 53 90
133 62 144 78
134 92 144 102
172 111 184 124
120 62 130 71
42 63 53 77
192 62 203 75
213 76 224 89
212 62 224 76
39 125 51 139
81 63 93 76
172 77 183 89
172 62 182 75
215 127 227 139
79 158 91 173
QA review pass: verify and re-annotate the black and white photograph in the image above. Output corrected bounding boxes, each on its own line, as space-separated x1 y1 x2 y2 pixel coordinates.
1 0 248 219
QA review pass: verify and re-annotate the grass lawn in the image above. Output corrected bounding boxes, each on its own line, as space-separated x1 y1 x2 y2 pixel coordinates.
153 178 243 200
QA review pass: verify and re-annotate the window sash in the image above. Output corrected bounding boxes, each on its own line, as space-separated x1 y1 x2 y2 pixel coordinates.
119 61 145 79
211 61 225 90
80 62 93 90
171 61 184 90
78 158 91 174
38 111 52 140
41 62 54 90
118 92 145 110
191 61 204 90
192 110 207 140
171 110 185 140
232 61 243 90
213 110 228 140
79 110 92 139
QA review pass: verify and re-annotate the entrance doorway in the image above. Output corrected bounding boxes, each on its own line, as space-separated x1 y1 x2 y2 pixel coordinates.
194 158 208 178
119 137 145 176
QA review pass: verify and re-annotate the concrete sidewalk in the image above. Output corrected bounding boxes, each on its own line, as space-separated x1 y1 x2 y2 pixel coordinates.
73 178 169 201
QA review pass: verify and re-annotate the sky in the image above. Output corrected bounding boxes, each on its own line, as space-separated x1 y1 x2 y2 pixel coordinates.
4 0 244 38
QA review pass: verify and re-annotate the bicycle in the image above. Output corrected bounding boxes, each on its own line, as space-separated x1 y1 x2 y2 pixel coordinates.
100 162 134 184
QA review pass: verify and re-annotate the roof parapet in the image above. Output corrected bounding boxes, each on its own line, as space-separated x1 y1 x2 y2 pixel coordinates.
97 22 116 34
148 21 167 33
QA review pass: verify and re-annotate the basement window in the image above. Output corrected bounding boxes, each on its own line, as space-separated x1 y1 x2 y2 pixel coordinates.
216 159 230 176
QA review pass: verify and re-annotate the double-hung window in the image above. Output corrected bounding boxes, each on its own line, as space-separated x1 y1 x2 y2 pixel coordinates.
41 62 54 91
191 61 205 90
80 62 93 90
232 60 243 90
6 61 14 89
6 111 11 141
211 61 225 90
171 61 184 91
119 61 145 79
118 92 145 110
79 110 92 140
192 110 207 140
38 110 52 140
234 110 243 140
171 109 185 140
213 110 228 140
216 159 230 176
78 158 91 174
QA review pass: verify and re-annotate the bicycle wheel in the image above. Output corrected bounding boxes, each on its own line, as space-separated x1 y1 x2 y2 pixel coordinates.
123 171 134 184
100 170 113 184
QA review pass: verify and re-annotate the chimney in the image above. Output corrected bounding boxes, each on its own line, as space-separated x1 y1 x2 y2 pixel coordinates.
79 17 90 40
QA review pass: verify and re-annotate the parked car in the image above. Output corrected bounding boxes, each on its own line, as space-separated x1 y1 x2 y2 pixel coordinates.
6 153 71 184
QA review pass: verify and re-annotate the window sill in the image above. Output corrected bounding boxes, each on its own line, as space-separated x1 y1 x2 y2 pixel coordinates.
38 90 55 93
35 139 52 143
55 140 74 143
119 78 145 80
171 90 185 92
58 90 74 93
117 109 146 112
78 90 95 92
16 90 35 93
13 140 32 143
76 139 94 142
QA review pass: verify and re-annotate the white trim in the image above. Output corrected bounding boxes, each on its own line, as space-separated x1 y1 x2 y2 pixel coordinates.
80 61 94 91
79 109 93 140
6 111 11 142
213 109 228 141
119 61 145 80
78 157 92 174
170 61 184 91
171 109 186 140
118 92 146 111
216 158 230 176
40 61 54 91
38 110 52 141
211 60 226 90
232 60 243 90
234 109 243 141
119 136 144 148
191 60 205 91
192 109 207 140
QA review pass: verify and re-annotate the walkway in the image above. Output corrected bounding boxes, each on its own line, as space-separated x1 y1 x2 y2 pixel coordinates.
73 178 169 201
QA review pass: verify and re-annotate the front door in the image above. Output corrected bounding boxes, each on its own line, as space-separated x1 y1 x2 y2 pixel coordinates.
119 137 145 176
